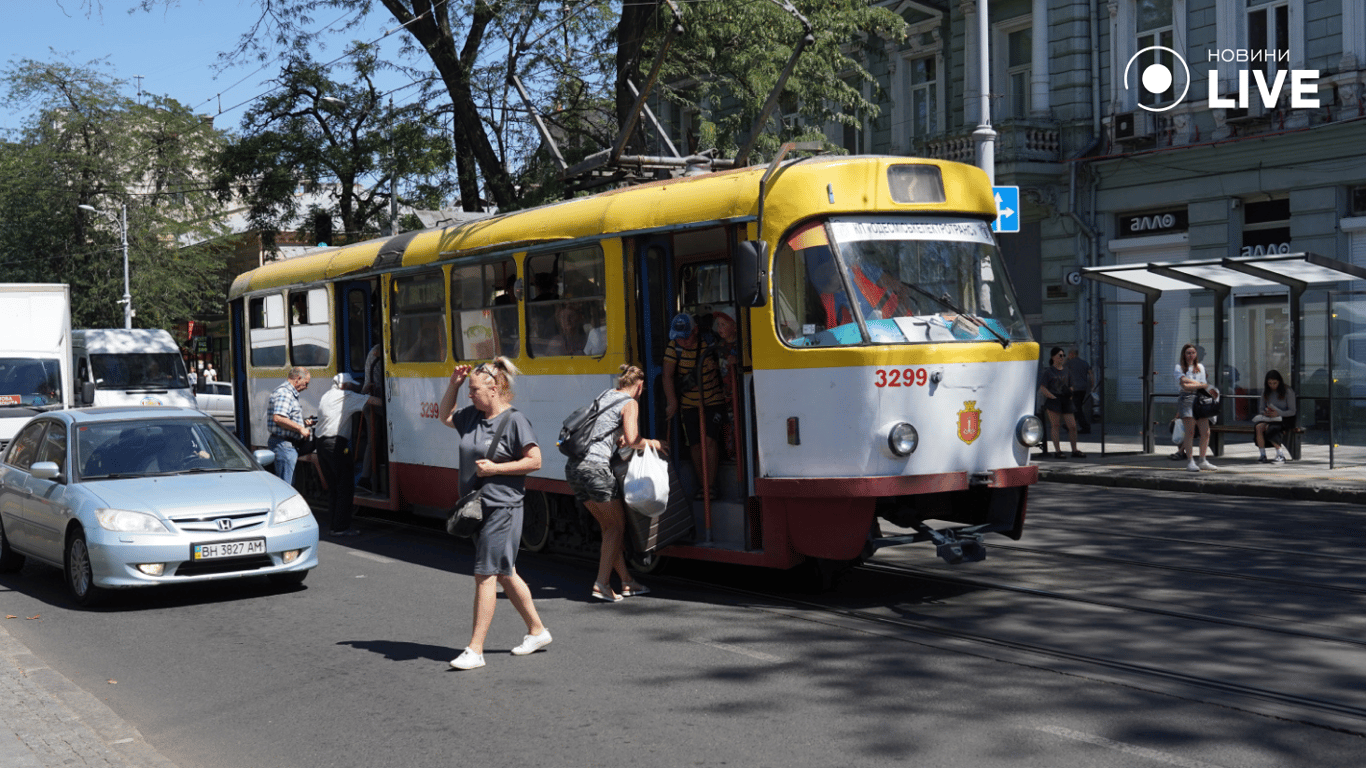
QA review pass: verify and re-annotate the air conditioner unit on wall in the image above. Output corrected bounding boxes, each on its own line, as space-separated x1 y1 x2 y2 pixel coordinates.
1113 111 1154 142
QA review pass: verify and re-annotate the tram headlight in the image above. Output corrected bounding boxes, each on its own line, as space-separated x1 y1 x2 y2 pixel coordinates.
888 422 918 456
1017 415 1044 446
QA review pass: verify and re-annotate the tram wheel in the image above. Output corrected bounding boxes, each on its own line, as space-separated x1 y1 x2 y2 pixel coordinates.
521 490 552 553
627 548 669 576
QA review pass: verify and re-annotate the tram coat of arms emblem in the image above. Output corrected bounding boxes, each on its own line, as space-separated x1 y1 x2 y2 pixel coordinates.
957 401 982 444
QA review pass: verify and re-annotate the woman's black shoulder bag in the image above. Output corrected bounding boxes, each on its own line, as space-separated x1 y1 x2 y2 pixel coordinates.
447 411 513 538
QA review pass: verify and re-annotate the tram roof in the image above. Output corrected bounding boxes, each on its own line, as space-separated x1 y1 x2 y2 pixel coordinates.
228 155 995 300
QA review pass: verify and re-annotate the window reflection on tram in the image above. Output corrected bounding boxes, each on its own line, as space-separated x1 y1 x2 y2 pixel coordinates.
773 216 1031 347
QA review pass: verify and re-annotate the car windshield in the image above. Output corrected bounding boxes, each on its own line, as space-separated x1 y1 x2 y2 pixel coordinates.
773 216 1031 347
91 353 189 390
0 357 64 407
77 417 256 480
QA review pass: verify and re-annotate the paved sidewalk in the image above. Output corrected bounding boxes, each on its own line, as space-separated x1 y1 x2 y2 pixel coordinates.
0 623 177 768
1034 436 1366 504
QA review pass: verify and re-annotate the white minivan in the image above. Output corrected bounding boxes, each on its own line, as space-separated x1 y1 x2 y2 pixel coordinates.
72 329 196 409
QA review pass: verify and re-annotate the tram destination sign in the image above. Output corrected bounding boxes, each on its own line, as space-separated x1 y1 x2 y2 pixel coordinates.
1117 208 1188 237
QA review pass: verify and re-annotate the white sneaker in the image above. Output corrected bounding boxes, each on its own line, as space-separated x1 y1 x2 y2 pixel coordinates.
1272 455 1285 464
1186 459 1200 472
1198 459 1218 471
510 629 552 656
449 648 485 670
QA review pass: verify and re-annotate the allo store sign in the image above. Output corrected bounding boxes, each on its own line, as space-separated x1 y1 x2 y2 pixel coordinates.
1123 46 1320 112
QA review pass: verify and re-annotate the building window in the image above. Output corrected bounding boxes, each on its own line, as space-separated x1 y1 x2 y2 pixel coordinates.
1247 1 1290 79
841 76 866 154
1136 0 1176 108
906 55 937 138
994 17 1032 120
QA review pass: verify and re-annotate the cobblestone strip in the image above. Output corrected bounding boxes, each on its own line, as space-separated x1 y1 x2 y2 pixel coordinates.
0 624 179 768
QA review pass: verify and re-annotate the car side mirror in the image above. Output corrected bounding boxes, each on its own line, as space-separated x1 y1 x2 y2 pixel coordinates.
734 239 768 308
81 381 95 405
254 449 275 467
30 462 61 481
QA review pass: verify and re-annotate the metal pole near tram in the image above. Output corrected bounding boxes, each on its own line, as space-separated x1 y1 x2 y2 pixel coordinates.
973 0 997 185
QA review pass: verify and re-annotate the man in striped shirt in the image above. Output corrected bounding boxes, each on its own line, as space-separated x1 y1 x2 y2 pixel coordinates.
663 313 726 500
267 367 312 485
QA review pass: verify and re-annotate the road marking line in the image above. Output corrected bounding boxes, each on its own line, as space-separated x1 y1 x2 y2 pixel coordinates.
110 738 134 744
692 640 781 663
348 551 395 564
1035 725 1231 768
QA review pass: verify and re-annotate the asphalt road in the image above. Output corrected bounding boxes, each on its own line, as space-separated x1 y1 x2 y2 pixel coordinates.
2 485 1364 768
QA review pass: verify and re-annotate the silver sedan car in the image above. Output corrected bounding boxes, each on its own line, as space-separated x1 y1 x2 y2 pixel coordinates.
0 407 318 605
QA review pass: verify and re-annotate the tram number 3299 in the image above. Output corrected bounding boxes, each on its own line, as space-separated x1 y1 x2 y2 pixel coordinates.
874 368 929 388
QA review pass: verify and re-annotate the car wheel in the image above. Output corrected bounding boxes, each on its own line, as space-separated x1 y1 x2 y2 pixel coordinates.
65 529 105 607
0 517 26 573
268 570 308 589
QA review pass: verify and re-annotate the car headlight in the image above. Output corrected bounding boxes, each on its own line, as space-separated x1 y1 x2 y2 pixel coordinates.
1017 415 1044 446
96 509 170 533
273 494 312 525
888 422 918 456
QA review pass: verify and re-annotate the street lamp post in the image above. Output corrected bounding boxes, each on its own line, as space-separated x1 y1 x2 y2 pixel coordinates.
78 203 133 329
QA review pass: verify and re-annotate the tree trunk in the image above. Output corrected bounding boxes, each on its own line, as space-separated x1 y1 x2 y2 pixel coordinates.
615 0 663 156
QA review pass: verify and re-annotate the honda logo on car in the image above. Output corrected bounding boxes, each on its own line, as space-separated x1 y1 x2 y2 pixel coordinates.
216 518 233 532
1124 47 1319 112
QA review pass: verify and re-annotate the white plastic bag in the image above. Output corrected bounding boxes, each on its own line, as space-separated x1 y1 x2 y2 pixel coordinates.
1171 419 1185 445
623 446 670 517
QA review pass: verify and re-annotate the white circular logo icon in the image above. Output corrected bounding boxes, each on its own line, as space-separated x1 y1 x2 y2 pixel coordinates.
1123 46 1191 112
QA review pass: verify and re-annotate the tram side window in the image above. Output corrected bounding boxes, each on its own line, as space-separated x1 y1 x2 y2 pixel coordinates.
451 260 517 361
288 287 331 367
248 294 288 367
391 270 448 363
526 247 607 358
772 223 862 348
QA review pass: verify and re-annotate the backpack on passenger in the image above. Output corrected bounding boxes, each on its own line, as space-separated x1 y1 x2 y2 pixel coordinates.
557 391 618 459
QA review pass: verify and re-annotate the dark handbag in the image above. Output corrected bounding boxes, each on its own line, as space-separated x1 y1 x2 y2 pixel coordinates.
1193 391 1220 420
446 411 512 537
610 446 636 482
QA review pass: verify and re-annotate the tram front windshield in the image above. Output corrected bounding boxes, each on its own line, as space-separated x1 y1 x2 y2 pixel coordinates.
773 216 1031 347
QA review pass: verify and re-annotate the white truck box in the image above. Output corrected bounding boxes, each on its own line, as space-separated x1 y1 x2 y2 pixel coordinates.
0 284 72 448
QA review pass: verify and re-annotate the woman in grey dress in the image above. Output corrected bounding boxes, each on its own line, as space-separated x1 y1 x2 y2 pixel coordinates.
438 357 551 670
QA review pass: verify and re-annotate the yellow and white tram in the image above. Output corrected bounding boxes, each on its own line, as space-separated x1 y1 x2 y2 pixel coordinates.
227 154 1042 571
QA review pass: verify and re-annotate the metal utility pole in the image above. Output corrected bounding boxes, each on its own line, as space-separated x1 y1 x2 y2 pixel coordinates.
79 203 133 328
973 0 997 184
388 97 398 236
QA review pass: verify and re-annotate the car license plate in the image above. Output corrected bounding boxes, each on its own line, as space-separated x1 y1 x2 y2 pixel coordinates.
192 538 266 560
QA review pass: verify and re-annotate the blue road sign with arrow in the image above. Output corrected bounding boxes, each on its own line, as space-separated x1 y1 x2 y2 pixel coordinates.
993 186 1019 233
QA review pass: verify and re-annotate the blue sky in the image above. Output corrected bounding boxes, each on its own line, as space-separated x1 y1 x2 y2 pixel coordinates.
1 1 403 133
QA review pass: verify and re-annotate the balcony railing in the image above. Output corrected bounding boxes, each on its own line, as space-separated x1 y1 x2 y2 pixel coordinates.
917 119 1060 165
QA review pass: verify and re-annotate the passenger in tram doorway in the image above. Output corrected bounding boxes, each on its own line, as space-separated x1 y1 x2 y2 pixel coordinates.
438 358 551 671
1254 369 1296 464
710 310 740 462
1176 342 1219 472
356 342 386 492
563 365 666 602
663 312 727 500
1038 347 1084 459
1065 348 1094 434
316 374 380 536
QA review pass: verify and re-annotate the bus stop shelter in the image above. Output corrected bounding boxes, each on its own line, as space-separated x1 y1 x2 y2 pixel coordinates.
1082 252 1366 453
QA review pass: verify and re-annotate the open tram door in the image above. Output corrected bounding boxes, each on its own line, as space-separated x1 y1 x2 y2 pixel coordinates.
632 227 756 554
336 279 394 508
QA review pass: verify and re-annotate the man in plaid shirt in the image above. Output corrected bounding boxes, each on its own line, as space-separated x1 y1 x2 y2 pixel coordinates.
267 367 312 484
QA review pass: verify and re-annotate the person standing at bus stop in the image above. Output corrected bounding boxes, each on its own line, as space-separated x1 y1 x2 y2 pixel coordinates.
1065 348 1094 434
267 367 312 485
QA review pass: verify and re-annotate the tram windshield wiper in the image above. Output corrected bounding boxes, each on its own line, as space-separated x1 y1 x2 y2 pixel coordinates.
887 279 1011 348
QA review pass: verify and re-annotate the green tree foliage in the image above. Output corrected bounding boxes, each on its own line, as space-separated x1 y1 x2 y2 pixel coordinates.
650 0 907 162
0 57 230 330
216 45 455 251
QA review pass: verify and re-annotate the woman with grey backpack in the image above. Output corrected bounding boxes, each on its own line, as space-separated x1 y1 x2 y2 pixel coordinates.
563 365 667 602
